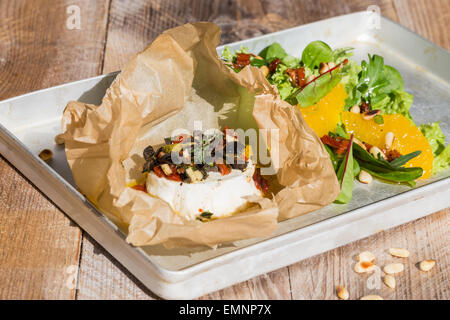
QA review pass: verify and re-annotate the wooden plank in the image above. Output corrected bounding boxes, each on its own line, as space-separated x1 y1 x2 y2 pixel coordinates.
394 0 450 50
0 0 110 299
101 0 397 73
288 209 449 300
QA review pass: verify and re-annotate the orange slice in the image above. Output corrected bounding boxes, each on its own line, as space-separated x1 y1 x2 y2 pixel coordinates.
298 83 347 139
341 112 433 179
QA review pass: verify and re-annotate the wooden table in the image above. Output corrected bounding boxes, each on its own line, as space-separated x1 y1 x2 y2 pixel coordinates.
0 0 448 300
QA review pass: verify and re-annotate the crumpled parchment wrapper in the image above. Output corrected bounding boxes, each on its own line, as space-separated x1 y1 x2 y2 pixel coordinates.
61 22 339 248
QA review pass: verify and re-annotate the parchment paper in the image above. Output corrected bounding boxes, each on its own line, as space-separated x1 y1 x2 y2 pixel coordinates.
61 22 339 248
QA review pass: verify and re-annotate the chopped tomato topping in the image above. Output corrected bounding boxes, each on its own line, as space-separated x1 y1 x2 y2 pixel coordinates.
166 173 182 182
131 184 147 192
252 168 269 194
153 166 164 178
217 163 231 176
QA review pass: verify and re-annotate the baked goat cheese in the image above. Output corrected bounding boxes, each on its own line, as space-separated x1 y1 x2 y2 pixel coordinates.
141 129 268 221
146 159 261 220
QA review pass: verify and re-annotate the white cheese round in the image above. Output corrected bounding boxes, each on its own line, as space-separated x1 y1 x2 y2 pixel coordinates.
146 160 262 220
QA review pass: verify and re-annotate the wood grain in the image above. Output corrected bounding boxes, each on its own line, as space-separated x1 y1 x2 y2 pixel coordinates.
0 0 448 300
394 0 450 50
0 0 110 299
288 209 449 300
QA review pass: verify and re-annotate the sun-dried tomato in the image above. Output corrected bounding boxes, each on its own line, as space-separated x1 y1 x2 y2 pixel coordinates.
268 58 281 73
321 135 350 155
385 149 402 162
233 53 251 69
286 67 307 87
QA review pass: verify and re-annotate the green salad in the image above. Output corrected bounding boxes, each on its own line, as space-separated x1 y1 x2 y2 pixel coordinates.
222 41 449 204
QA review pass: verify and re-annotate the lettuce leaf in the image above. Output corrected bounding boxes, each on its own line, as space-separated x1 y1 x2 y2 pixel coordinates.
268 64 297 102
419 122 449 174
419 122 446 156
301 41 334 69
433 145 450 174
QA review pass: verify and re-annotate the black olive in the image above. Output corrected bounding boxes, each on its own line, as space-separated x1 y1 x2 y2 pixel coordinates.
142 158 156 172
143 146 155 161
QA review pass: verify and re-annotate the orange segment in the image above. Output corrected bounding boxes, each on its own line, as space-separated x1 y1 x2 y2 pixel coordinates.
298 83 347 138
342 112 434 179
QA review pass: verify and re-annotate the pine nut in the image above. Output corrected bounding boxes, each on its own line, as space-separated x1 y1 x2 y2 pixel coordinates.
362 109 381 120
359 170 373 184
350 105 360 113
353 137 367 150
336 285 349 300
327 61 336 69
385 132 395 150
357 251 375 263
383 263 404 274
319 62 329 74
389 248 410 258
360 295 383 300
39 149 53 161
260 65 269 77
54 134 65 145
354 261 376 273
370 146 386 160
384 275 396 289
419 260 436 272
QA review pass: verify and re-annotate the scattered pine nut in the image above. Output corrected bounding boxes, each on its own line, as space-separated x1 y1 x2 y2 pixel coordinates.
327 61 336 69
385 132 395 150
357 251 376 263
336 285 349 300
54 134 65 145
354 261 376 273
389 248 410 258
383 263 404 275
384 275 396 289
360 295 383 300
38 149 53 161
419 260 436 272
359 170 373 184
